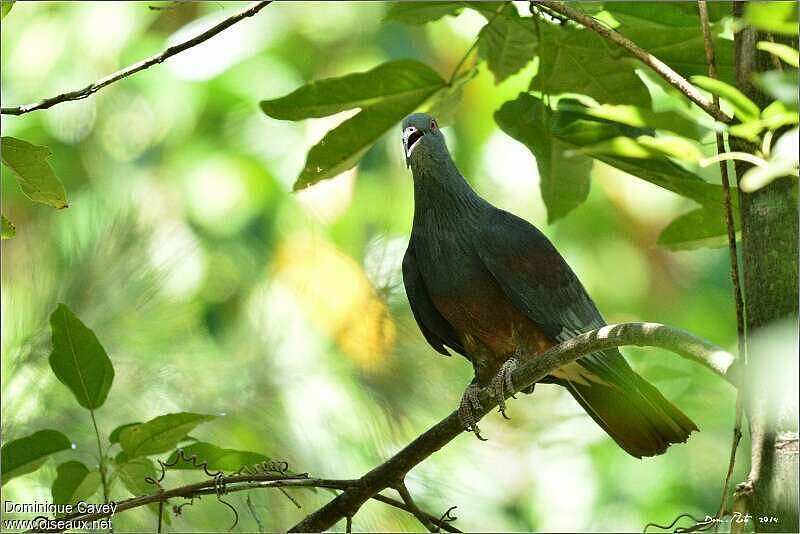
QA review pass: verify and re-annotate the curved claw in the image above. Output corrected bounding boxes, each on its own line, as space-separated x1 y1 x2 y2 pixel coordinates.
489 357 520 419
458 382 488 441
472 426 488 441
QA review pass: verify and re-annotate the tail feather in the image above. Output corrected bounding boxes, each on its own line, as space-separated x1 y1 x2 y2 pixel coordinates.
557 350 698 458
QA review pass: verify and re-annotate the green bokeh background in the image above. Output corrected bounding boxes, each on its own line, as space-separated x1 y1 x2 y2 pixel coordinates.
1 2 743 531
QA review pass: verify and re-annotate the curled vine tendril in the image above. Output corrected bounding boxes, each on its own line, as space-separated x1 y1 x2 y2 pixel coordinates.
644 512 716 533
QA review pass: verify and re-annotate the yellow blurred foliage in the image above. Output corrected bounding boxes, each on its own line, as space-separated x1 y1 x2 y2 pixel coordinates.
273 236 396 370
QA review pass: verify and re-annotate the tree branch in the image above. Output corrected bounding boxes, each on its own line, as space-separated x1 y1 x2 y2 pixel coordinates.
0 1 272 116
532 0 734 124
290 322 739 532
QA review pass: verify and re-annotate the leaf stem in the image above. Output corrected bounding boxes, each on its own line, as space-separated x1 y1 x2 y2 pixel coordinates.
447 2 510 85
89 409 110 505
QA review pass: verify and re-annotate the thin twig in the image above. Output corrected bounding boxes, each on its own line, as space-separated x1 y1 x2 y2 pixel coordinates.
395 482 437 532
0 1 272 116
533 0 733 124
697 1 747 525
290 322 739 532
447 2 509 85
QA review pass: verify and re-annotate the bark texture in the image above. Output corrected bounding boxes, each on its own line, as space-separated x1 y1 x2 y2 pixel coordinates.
732 4 799 531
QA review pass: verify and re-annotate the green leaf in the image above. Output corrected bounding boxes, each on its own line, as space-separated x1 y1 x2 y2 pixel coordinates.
1 137 68 209
49 303 114 410
260 60 444 121
757 41 800 68
116 456 170 523
383 2 463 24
532 23 651 107
262 60 446 190
1 0 14 19
604 2 735 83
166 442 269 473
120 412 216 457
1 214 15 239
691 75 761 122
1 430 72 485
478 3 537 84
752 70 799 109
495 94 593 222
116 456 157 495
575 135 703 164
658 203 741 250
555 101 711 140
52 461 101 505
746 2 798 35
109 422 142 444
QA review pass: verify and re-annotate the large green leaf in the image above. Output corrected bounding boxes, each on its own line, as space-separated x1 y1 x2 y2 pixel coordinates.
383 2 464 24
52 461 101 505
604 2 735 83
1 214 15 239
260 60 444 121
260 60 446 190
478 3 537 84
49 303 114 410
532 23 651 107
495 94 593 222
746 2 798 35
166 442 269 473
658 202 741 250
120 412 216 457
1 429 72 485
1 137 68 209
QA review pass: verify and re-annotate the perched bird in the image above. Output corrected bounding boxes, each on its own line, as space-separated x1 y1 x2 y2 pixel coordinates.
401 112 697 458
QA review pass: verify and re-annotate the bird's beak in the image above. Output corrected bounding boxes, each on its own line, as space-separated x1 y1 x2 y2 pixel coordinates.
403 127 424 168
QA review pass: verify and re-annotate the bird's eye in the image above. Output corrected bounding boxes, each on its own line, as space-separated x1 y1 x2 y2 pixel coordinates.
430 120 437 130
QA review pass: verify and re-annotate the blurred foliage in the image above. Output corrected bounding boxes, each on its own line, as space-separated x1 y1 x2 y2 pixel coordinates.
1 1 796 532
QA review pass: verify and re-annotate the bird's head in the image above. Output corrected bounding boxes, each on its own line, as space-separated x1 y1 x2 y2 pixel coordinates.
402 112 446 169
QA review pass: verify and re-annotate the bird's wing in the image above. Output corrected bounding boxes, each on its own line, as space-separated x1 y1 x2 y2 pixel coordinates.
475 208 606 342
403 244 466 357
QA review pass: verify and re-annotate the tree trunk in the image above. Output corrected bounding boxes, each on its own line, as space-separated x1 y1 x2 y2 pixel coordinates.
733 4 799 532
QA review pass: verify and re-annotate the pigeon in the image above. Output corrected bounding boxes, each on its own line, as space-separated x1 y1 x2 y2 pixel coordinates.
401 112 697 457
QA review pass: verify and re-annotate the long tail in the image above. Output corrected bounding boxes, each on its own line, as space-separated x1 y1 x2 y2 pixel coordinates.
553 349 698 458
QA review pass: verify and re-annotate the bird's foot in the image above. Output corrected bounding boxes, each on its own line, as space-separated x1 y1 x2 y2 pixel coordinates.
489 357 519 419
458 383 487 441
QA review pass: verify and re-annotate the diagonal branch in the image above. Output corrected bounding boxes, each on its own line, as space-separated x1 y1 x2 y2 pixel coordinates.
290 322 739 532
0 1 272 116
532 0 734 124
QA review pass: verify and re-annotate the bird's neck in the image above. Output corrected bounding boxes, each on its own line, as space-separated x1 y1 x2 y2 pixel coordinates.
411 154 483 226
